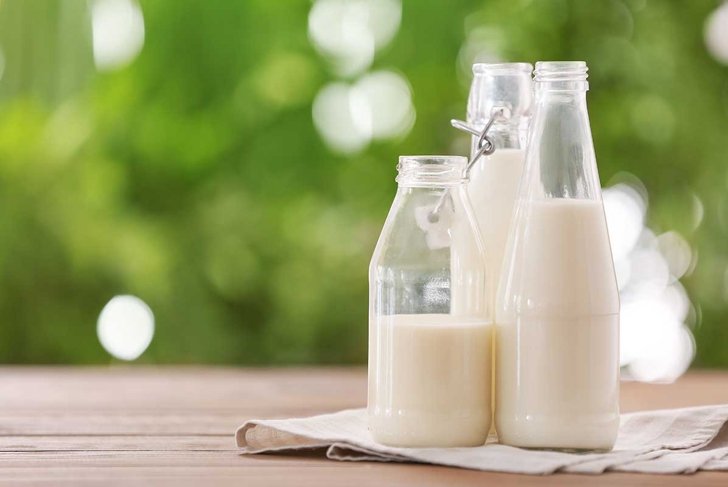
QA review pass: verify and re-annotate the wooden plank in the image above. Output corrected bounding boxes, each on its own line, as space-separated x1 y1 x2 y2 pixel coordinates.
0 435 234 452
0 451 340 471
0 464 723 487
0 448 722 485
0 450 293 467
620 373 728 411
0 409 328 436
0 367 724 485
0 413 239 436
0 367 366 411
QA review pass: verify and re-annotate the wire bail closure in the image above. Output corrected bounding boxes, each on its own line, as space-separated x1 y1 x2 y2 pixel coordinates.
451 106 511 177
427 107 510 223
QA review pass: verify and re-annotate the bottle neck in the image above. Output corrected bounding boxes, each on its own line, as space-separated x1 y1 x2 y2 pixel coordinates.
536 86 587 101
467 63 533 152
532 62 590 134
522 106 597 200
396 182 468 192
535 80 589 93
534 88 588 111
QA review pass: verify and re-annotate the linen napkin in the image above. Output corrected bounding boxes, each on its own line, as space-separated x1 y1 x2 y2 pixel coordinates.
236 405 728 474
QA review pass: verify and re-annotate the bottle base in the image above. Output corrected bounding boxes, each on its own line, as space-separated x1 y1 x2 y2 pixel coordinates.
495 415 618 452
369 411 490 448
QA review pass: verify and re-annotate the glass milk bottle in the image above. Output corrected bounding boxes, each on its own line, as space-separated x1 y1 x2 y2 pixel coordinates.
466 63 533 308
368 156 491 447
495 62 620 451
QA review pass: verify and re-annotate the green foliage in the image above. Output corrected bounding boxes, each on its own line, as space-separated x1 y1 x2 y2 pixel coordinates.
0 0 726 365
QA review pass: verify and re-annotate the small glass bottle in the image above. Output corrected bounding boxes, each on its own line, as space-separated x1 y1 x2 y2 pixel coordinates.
368 156 491 447
467 63 533 313
495 62 620 451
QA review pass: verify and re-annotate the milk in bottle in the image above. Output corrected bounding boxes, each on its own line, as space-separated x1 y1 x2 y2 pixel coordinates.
368 313 492 447
495 62 620 451
368 156 491 447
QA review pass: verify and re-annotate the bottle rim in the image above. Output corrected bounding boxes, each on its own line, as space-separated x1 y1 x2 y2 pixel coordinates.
396 156 468 186
473 62 533 75
534 61 588 82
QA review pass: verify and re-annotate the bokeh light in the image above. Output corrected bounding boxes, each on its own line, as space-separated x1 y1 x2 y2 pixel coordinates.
602 182 645 262
351 71 415 140
313 71 414 154
91 0 145 71
705 2 728 64
309 0 411 154
457 27 503 82
308 0 401 77
603 177 696 382
312 82 370 153
690 192 705 232
97 295 154 361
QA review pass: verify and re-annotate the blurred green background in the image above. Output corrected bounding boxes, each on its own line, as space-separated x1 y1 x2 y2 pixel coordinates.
0 0 726 368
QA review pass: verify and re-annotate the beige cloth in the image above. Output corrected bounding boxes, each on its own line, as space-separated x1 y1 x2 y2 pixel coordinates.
236 405 728 474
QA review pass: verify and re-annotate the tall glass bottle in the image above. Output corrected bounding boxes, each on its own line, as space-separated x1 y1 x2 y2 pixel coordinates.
467 63 533 308
495 62 620 451
368 156 491 447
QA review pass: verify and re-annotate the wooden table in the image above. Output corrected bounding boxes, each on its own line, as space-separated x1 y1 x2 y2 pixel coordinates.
0 367 725 486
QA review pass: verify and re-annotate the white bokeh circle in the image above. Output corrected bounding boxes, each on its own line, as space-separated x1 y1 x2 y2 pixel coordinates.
97 295 155 361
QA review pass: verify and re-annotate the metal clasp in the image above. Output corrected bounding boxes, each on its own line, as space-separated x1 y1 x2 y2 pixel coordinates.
427 107 510 223
451 106 511 177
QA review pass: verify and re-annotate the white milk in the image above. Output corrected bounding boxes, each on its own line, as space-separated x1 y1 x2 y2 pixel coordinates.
467 148 525 438
495 199 620 450
467 148 525 307
368 314 492 447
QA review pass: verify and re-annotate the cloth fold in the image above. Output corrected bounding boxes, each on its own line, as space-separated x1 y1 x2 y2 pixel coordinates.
236 405 728 475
